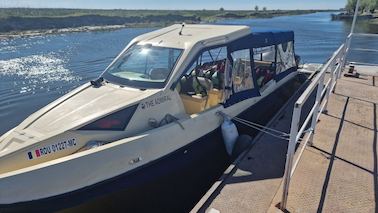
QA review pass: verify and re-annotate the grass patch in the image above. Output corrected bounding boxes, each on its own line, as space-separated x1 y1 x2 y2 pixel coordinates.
0 8 329 33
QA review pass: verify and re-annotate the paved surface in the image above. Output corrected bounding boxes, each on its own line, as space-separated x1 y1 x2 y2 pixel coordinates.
272 70 378 213
192 66 378 213
191 74 313 213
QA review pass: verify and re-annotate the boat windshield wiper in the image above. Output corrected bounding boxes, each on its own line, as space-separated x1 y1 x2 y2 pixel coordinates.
101 76 148 91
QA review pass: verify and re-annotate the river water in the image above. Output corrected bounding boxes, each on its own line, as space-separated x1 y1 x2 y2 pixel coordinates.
0 11 378 212
0 12 377 135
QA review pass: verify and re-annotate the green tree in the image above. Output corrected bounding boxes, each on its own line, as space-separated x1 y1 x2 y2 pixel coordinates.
346 0 378 13
263 6 267 11
346 0 357 13
219 7 224 11
255 5 259 11
367 0 378 12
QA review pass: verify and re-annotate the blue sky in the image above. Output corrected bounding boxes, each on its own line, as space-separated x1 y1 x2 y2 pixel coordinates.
1 0 347 10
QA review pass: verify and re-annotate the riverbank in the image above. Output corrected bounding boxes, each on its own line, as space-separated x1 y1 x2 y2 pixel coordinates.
332 11 378 26
371 12 378 25
0 8 327 38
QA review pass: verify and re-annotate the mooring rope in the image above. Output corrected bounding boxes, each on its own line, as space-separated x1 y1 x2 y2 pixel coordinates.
232 116 289 136
217 111 289 140
217 111 312 142
231 116 290 141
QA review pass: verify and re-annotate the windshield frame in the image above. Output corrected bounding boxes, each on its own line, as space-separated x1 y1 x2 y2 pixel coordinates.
102 44 184 89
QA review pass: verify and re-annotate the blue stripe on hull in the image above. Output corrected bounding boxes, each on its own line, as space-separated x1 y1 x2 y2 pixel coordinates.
0 74 308 213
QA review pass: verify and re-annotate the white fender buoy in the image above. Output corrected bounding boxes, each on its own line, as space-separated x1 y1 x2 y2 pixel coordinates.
232 134 253 159
221 118 239 156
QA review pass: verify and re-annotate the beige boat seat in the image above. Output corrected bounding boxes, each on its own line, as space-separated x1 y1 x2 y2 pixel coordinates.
206 89 223 108
180 88 223 114
178 76 223 114
254 60 273 67
178 76 212 114
180 94 207 114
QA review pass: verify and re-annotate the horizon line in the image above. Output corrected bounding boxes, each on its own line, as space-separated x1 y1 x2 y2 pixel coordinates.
0 7 343 11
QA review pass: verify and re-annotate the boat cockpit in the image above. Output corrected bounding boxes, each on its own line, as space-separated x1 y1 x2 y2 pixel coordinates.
174 30 298 115
177 46 227 114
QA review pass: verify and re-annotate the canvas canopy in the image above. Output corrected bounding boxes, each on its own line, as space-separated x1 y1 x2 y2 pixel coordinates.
228 30 295 51
224 29 296 107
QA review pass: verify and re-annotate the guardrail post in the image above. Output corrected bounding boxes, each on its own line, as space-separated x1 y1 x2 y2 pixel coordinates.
339 38 350 79
338 48 345 79
323 62 336 113
309 73 325 146
331 45 346 94
280 105 301 211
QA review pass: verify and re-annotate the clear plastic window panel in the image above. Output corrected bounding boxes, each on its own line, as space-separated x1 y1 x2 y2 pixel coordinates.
276 41 296 74
179 46 228 98
253 45 276 89
231 49 254 93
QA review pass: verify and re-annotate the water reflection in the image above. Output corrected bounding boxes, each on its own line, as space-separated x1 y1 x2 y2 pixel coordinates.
339 19 378 34
0 54 80 86
333 18 378 64
0 28 152 134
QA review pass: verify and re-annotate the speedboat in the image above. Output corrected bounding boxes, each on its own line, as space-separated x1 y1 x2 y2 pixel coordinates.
0 24 299 212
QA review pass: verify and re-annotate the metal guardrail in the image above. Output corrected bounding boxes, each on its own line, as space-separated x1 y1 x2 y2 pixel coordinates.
280 31 378 210
280 20 378 213
280 33 352 210
280 0 378 208
279 0 378 210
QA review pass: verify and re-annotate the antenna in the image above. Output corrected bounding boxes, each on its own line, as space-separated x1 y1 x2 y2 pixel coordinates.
179 23 185 36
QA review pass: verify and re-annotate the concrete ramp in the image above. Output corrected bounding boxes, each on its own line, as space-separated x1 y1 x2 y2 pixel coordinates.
192 71 378 213
191 74 312 213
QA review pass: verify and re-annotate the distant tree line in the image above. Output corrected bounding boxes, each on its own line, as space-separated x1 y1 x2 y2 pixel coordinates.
254 6 267 12
218 5 267 12
346 0 378 13
0 14 200 32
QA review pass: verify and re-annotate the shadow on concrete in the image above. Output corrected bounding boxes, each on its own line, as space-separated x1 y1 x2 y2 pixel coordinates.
310 146 374 175
373 103 377 212
342 78 374 87
373 76 376 87
316 97 349 213
196 75 316 212
335 92 378 105
325 113 375 131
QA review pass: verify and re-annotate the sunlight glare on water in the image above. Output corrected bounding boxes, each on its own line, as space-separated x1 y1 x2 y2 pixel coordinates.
0 28 151 134
0 54 81 93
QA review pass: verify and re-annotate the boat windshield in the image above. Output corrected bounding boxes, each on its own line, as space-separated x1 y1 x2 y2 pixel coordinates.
103 44 183 89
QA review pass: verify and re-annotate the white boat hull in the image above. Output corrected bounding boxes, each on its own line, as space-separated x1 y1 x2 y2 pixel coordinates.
0 72 301 212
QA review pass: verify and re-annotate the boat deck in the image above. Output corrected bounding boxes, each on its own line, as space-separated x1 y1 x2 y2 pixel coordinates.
192 65 378 213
